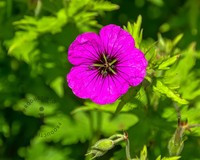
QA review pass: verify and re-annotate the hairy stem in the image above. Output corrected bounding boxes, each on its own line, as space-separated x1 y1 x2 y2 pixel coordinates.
125 138 132 160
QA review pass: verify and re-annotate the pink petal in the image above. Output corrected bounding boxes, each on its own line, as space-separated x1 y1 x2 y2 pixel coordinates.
68 33 102 65
67 66 100 99
99 24 135 58
91 75 129 105
67 66 129 105
117 48 148 86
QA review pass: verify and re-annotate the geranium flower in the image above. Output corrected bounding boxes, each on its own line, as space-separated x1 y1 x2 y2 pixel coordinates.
67 24 148 105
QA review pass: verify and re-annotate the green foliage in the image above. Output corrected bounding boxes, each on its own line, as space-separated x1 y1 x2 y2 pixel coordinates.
156 155 180 160
153 80 188 105
132 145 180 160
1 0 200 160
123 15 143 48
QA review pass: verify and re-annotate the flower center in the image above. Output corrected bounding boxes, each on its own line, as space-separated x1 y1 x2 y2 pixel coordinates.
93 54 118 77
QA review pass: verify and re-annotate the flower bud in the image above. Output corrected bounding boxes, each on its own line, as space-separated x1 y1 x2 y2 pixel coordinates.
86 139 115 159
168 127 185 156
92 138 115 151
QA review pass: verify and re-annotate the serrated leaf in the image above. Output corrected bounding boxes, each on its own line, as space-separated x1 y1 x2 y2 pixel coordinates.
153 80 188 104
20 140 71 160
92 1 119 11
46 112 91 145
5 31 38 63
158 54 180 70
124 15 143 48
14 9 67 34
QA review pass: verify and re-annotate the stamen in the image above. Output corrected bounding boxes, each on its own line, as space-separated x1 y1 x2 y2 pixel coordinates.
93 64 105 67
109 59 117 66
93 53 118 77
102 54 108 64
108 67 116 74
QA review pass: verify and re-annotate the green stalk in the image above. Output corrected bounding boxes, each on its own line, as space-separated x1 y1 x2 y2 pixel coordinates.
125 138 132 160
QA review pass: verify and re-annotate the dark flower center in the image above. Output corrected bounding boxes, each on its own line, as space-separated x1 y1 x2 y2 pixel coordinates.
93 54 118 77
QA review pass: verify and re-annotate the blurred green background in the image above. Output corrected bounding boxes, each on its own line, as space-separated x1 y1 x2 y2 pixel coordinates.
1 0 200 160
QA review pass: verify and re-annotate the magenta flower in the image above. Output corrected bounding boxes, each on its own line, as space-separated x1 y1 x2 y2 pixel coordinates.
67 24 148 105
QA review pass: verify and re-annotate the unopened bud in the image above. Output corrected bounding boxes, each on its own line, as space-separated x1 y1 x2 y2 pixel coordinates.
93 139 114 151
86 139 114 159
168 127 185 156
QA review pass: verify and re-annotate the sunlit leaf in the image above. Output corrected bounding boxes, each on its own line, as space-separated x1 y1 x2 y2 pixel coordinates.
158 54 180 70
124 15 143 48
153 80 188 104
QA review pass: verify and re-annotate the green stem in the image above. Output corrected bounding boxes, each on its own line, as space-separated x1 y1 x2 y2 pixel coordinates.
113 136 125 144
188 124 200 128
96 111 102 136
174 127 184 144
86 112 95 160
109 134 124 140
86 111 102 160
34 0 42 17
125 138 132 160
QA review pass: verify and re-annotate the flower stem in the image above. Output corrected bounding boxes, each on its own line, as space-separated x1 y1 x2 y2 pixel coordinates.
96 111 102 136
113 136 125 144
188 124 200 128
125 138 132 160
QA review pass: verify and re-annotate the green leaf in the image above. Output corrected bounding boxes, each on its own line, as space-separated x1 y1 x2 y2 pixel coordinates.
71 101 138 136
156 155 181 160
156 155 162 160
66 0 118 31
140 145 148 160
19 141 71 160
115 86 141 114
92 1 119 11
5 31 38 63
153 80 188 104
71 100 130 115
50 77 64 97
164 43 200 100
172 34 184 47
148 0 164 7
101 113 138 135
158 54 180 70
161 157 181 160
124 15 143 48
14 9 67 34
45 112 92 145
